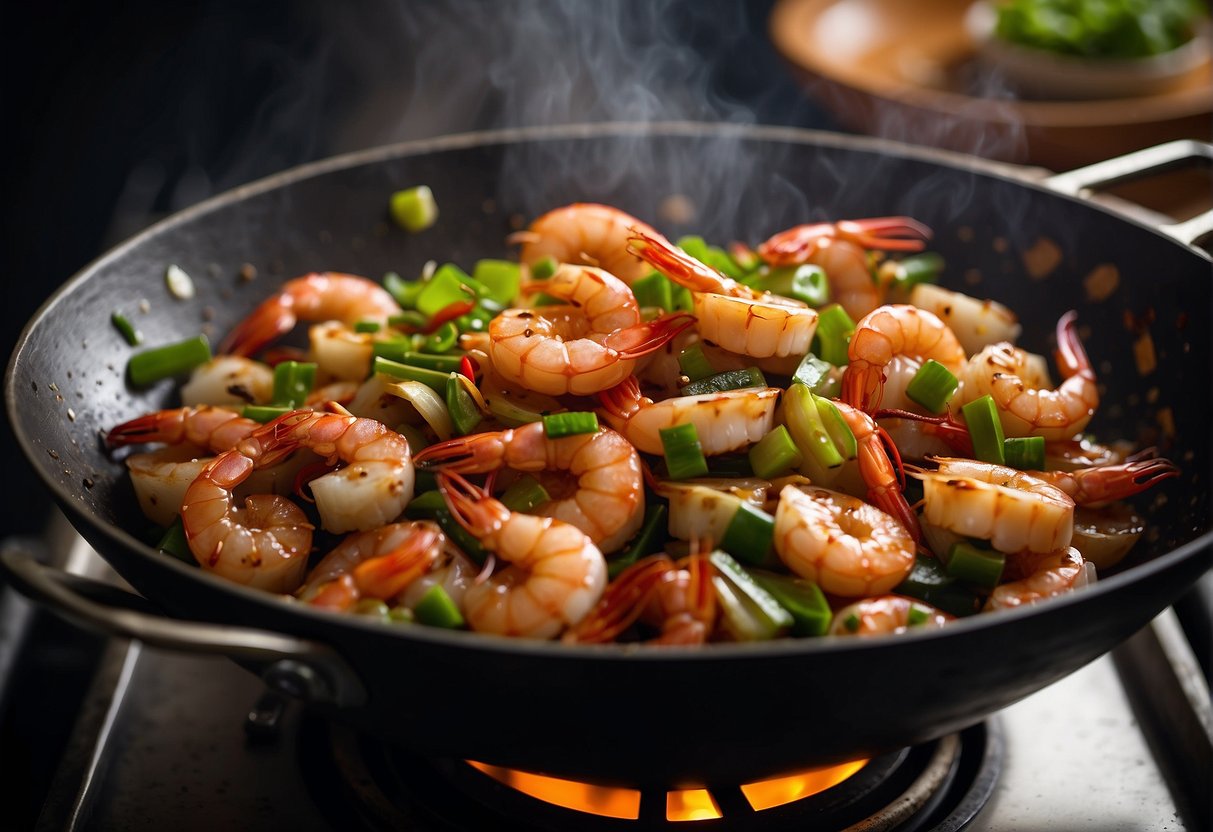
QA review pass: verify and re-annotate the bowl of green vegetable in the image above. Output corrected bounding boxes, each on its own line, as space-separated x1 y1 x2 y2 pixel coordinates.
967 0 1211 99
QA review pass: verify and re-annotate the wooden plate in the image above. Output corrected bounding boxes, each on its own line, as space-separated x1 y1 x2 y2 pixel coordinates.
769 0 1213 171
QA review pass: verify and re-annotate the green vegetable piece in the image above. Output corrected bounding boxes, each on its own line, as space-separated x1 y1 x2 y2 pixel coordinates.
242 404 293 424
416 264 479 318
471 259 522 306
373 356 449 393
894 554 982 618
704 454 754 478
377 351 462 373
709 551 793 640
815 395 858 460
608 504 668 579
946 541 1006 590
670 282 695 313
677 343 716 382
354 320 381 334
390 185 438 233
783 382 844 471
906 602 932 627
843 613 861 632
631 271 675 311
792 352 836 395
354 599 390 620
759 264 830 307
892 253 944 289
383 272 424 309
748 425 804 480
1004 436 1046 471
962 394 1007 465
446 373 483 436
680 367 767 396
748 570 832 637
388 606 415 624
905 359 959 414
413 584 465 629
659 423 709 480
675 235 744 278
388 309 428 330
111 312 142 346
404 493 489 565
488 396 546 427
412 466 437 493
812 304 856 367
423 321 460 353
530 256 558 280
542 412 599 438
499 475 551 512
127 335 212 387
272 360 317 407
720 502 776 566
156 518 192 563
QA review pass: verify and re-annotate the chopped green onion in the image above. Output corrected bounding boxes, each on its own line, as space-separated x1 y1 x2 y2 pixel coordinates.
471 259 522 306
388 310 428 331
676 236 745 278
710 551 793 640
905 359 959 414
962 395 1007 465
748 570 831 637
757 264 830 307
371 338 416 364
272 360 317 407
488 396 546 427
127 335 212 387
843 613 861 632
389 185 438 233
720 502 776 566
371 350 463 373
659 423 709 480
608 504 669 579
894 554 982 617
530 256 558 280
156 518 191 563
783 383 844 471
374 356 449 394
164 264 195 299
812 304 856 367
242 404 293 423
354 599 390 620
413 584 465 629
111 312 142 346
670 282 695 313
542 412 599 438
792 352 834 394
946 541 1006 590
815 395 858 460
1004 436 1046 471
354 320 381 334
416 264 478 318
631 271 675 311
445 373 483 436
748 425 804 479
680 367 767 396
677 343 716 382
383 272 424 309
499 475 551 512
423 321 460 353
892 253 944 289
906 603 932 627
387 606 415 624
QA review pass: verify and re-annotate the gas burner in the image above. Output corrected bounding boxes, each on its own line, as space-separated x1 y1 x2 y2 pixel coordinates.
302 717 1002 831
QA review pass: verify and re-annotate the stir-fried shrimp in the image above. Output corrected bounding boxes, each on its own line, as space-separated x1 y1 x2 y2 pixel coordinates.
773 485 917 597
417 423 644 552
438 472 607 639
629 229 818 359
842 305 966 412
256 409 414 534
489 264 695 396
830 400 921 541
516 202 659 285
828 595 952 636
598 375 779 457
985 547 1091 611
298 521 445 611
107 405 260 453
221 272 402 358
181 428 314 592
911 458 1075 555
954 311 1098 441
181 356 274 407
1029 456 1178 507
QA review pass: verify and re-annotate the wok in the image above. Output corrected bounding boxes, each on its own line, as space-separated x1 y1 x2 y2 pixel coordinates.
4 123 1211 787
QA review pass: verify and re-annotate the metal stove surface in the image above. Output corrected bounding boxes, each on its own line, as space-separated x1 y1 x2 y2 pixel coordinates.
15 532 1208 831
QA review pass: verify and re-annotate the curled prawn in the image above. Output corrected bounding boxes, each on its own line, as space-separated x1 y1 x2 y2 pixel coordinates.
842 304 966 413
220 272 402 358
564 553 716 645
986 547 1092 611
416 423 644 553
515 202 659 285
954 311 1098 441
773 485 917 598
298 521 445 611
628 229 818 360
829 399 922 542
488 264 694 396
107 405 261 453
758 217 932 320
828 595 952 636
438 471 607 639
597 375 780 457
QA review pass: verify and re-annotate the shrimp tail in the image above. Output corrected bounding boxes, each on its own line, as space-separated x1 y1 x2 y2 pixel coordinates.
106 409 190 447
604 312 698 359
1054 310 1093 380
352 525 444 599
596 376 644 420
220 295 295 357
437 471 506 537
1050 457 1180 506
415 433 506 473
759 217 933 264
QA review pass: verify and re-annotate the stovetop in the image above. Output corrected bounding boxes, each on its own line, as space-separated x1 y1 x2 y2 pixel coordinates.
3 516 1210 831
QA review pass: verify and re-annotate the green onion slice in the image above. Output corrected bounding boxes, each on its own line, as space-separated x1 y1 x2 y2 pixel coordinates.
156 518 192 563
445 373 483 437
111 312 142 346
783 382 844 471
680 367 767 396
677 343 716 382
945 541 1006 590
632 271 676 311
542 412 599 438
748 570 832 637
905 359 959 414
961 395 1007 465
1004 436 1046 471
374 356 449 394
814 395 858 460
127 335 212 387
812 304 856 367
499 475 551 512
529 256 558 280
390 185 439 233
791 352 835 395
413 584 465 629
659 423 709 480
272 360 317 407
471 259 522 306
748 425 804 480
720 502 776 566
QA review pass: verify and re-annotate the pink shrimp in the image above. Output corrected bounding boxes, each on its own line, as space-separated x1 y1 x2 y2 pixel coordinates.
828 595 952 636
842 305 966 413
514 202 661 285
298 521 446 612
986 547 1091 611
106 405 259 452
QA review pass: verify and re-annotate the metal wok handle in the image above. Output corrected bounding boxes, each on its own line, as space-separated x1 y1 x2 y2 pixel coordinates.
1044 140 1213 248
0 541 366 708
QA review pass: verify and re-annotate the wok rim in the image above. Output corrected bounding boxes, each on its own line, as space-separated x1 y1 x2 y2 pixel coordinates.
7 120 1212 662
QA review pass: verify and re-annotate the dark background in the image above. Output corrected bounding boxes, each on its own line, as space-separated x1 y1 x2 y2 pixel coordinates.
2 0 835 538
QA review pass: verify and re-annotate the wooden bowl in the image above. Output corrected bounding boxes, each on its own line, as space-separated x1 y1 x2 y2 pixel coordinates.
769 0 1213 170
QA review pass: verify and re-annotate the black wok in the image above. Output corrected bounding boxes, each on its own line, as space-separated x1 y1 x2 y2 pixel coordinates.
4 123 1211 786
